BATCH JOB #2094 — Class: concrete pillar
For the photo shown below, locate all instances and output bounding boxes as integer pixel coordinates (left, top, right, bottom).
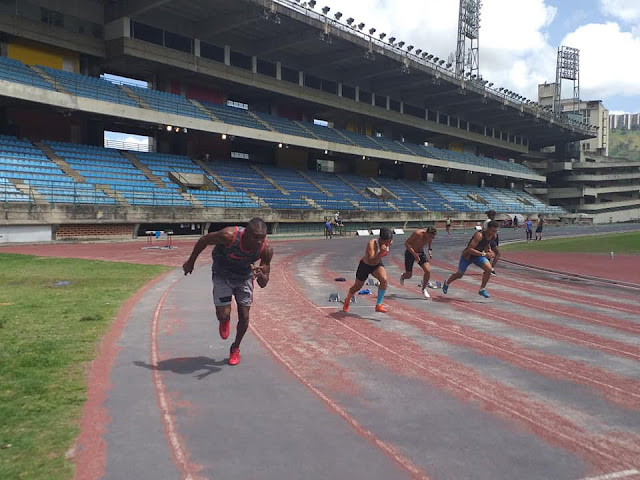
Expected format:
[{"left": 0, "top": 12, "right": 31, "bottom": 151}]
[
  {"left": 436, "top": 111, "right": 439, "bottom": 123},
  {"left": 484, "top": 126, "right": 487, "bottom": 136},
  {"left": 371, "top": 93, "right": 376, "bottom": 107},
  {"left": 425, "top": 108, "right": 428, "bottom": 120},
  {"left": 400, "top": 101, "right": 404, "bottom": 114},
  {"left": 355, "top": 86, "right": 360, "bottom": 102},
  {"left": 194, "top": 38, "right": 201, "bottom": 57},
  {"left": 298, "top": 71, "right": 304, "bottom": 87},
  {"left": 492, "top": 128, "right": 495, "bottom": 138},
  {"left": 338, "top": 83, "right": 343, "bottom": 97},
  {"left": 224, "top": 45, "right": 230, "bottom": 66},
  {"left": 252, "top": 56, "right": 257, "bottom": 73},
  {"left": 123, "top": 17, "right": 131, "bottom": 37},
  {"left": 467, "top": 122, "right": 470, "bottom": 131},
  {"left": 276, "top": 62, "right": 282, "bottom": 80},
  {"left": 386, "top": 96, "right": 390, "bottom": 110}
]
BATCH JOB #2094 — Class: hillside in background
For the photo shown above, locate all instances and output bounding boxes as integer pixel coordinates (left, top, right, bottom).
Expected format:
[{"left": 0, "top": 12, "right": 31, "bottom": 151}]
[{"left": 609, "top": 128, "right": 640, "bottom": 161}]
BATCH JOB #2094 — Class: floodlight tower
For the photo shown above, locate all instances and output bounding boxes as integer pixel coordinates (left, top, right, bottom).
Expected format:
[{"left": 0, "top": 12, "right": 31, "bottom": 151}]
[
  {"left": 455, "top": 0, "right": 481, "bottom": 78},
  {"left": 554, "top": 46, "right": 580, "bottom": 114}
]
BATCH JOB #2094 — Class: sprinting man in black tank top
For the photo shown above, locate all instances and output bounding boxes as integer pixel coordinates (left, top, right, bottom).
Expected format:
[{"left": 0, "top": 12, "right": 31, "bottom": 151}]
[
  {"left": 183, "top": 218, "right": 273, "bottom": 366},
  {"left": 442, "top": 220, "right": 499, "bottom": 299}
]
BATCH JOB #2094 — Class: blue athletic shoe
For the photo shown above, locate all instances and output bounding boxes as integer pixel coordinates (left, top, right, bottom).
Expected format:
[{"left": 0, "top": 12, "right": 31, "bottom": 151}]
[
  {"left": 479, "top": 289, "right": 490, "bottom": 298},
  {"left": 442, "top": 282, "right": 449, "bottom": 294}
]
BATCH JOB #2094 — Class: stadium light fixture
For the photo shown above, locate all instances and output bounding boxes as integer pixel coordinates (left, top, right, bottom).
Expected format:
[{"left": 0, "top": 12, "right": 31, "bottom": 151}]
[
  {"left": 321, "top": 6, "right": 330, "bottom": 14},
  {"left": 358, "top": 22, "right": 365, "bottom": 30},
  {"left": 379, "top": 32, "right": 386, "bottom": 40},
  {"left": 388, "top": 36, "right": 396, "bottom": 43},
  {"left": 174, "top": 127, "right": 180, "bottom": 133},
  {"left": 278, "top": 143, "right": 283, "bottom": 148},
  {"left": 433, "top": 57, "right": 440, "bottom": 63},
  {"left": 222, "top": 134, "right": 227, "bottom": 140},
  {"left": 488, "top": 82, "right": 493, "bottom": 87},
  {"left": 166, "top": 125, "right": 172, "bottom": 131},
  {"left": 438, "top": 59, "right": 445, "bottom": 65},
  {"left": 422, "top": 52, "right": 429, "bottom": 59},
  {"left": 397, "top": 41, "right": 405, "bottom": 48},
  {"left": 369, "top": 28, "right": 376, "bottom": 35},
  {"left": 415, "top": 49, "right": 422, "bottom": 55},
  {"left": 427, "top": 54, "right": 434, "bottom": 60},
  {"left": 446, "top": 62, "right": 452, "bottom": 68},
  {"left": 308, "top": 0, "right": 316, "bottom": 8},
  {"left": 183, "top": 128, "right": 188, "bottom": 133},
  {"left": 334, "top": 11, "right": 342, "bottom": 20},
  {"left": 407, "top": 45, "right": 414, "bottom": 52},
  {"left": 346, "top": 17, "right": 354, "bottom": 25},
  {"left": 362, "top": 155, "right": 366, "bottom": 159}
]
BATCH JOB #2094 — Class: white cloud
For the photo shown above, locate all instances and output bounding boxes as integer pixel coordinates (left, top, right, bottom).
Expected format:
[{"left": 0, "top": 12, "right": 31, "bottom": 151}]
[
  {"left": 599, "top": 0, "right": 640, "bottom": 22},
  {"left": 609, "top": 110, "right": 629, "bottom": 115},
  {"left": 561, "top": 22, "right": 640, "bottom": 102},
  {"left": 314, "top": 1, "right": 640, "bottom": 109},
  {"left": 318, "top": 0, "right": 557, "bottom": 100}
]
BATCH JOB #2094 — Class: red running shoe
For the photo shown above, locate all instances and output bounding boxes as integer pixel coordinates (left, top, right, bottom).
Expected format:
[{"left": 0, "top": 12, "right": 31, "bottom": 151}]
[
  {"left": 342, "top": 294, "right": 352, "bottom": 313},
  {"left": 219, "top": 319, "right": 230, "bottom": 340},
  {"left": 375, "top": 304, "right": 388, "bottom": 313},
  {"left": 229, "top": 346, "right": 241, "bottom": 366}
]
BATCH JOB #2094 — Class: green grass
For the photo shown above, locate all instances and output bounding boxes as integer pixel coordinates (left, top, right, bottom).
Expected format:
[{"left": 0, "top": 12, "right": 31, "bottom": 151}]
[
  {"left": 502, "top": 231, "right": 640, "bottom": 254},
  {"left": 609, "top": 128, "right": 640, "bottom": 161},
  {"left": 0, "top": 254, "right": 168, "bottom": 480}
]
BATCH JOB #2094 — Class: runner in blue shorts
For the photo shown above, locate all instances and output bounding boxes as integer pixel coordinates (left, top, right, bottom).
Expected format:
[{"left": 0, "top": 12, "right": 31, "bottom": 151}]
[{"left": 442, "top": 220, "right": 499, "bottom": 298}]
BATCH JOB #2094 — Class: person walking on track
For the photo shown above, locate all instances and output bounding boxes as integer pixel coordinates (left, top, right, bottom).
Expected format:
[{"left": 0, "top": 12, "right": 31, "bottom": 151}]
[
  {"left": 183, "top": 218, "right": 273, "bottom": 366},
  {"left": 400, "top": 226, "right": 437, "bottom": 298},
  {"left": 343, "top": 228, "right": 393, "bottom": 314},
  {"left": 525, "top": 217, "right": 533, "bottom": 242},
  {"left": 442, "top": 220, "right": 499, "bottom": 299},
  {"left": 446, "top": 217, "right": 452, "bottom": 236},
  {"left": 535, "top": 214, "right": 545, "bottom": 241}
]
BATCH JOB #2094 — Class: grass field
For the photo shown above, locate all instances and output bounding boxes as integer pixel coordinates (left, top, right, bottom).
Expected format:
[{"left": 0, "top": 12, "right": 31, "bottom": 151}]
[
  {"left": 0, "top": 254, "right": 168, "bottom": 480},
  {"left": 502, "top": 231, "right": 640, "bottom": 254}
]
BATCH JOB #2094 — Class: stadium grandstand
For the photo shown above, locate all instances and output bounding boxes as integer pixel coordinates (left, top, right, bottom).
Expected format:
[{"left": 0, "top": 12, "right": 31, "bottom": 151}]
[{"left": 0, "top": 0, "right": 604, "bottom": 242}]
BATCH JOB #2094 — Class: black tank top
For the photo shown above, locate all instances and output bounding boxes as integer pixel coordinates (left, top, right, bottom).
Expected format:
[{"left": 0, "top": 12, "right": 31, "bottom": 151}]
[
  {"left": 212, "top": 227, "right": 265, "bottom": 280},
  {"left": 467, "top": 231, "right": 489, "bottom": 258}
]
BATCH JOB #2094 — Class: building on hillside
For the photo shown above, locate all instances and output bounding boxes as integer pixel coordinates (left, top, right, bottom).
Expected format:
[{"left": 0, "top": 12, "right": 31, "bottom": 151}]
[
  {"left": 538, "top": 83, "right": 609, "bottom": 156},
  {"left": 609, "top": 113, "right": 640, "bottom": 131}
]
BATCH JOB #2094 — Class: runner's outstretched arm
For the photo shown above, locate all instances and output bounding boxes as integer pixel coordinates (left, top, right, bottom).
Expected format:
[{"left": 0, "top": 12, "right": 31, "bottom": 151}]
[{"left": 183, "top": 228, "right": 235, "bottom": 275}]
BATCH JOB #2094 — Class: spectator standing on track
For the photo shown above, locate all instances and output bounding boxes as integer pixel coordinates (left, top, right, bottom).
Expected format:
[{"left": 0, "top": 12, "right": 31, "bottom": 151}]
[
  {"left": 343, "top": 228, "right": 393, "bottom": 314},
  {"left": 442, "top": 220, "right": 499, "bottom": 299},
  {"left": 325, "top": 217, "right": 333, "bottom": 239},
  {"left": 535, "top": 214, "right": 545, "bottom": 241},
  {"left": 446, "top": 217, "right": 452, "bottom": 236},
  {"left": 400, "top": 226, "right": 437, "bottom": 298},
  {"left": 483, "top": 210, "right": 501, "bottom": 276},
  {"left": 182, "top": 218, "right": 273, "bottom": 366},
  {"left": 525, "top": 217, "right": 533, "bottom": 242}
]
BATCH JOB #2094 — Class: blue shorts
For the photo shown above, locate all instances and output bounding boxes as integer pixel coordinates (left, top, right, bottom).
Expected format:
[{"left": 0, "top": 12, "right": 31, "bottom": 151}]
[{"left": 457, "top": 255, "right": 490, "bottom": 274}]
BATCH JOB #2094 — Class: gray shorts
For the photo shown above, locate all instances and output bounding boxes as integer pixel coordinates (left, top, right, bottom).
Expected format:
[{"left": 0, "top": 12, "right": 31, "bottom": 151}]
[{"left": 212, "top": 272, "right": 254, "bottom": 307}]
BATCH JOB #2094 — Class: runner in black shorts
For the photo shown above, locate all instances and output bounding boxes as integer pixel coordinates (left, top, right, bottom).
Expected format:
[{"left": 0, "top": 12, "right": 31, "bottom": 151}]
[
  {"left": 400, "top": 226, "right": 437, "bottom": 298},
  {"left": 343, "top": 228, "right": 393, "bottom": 314}
]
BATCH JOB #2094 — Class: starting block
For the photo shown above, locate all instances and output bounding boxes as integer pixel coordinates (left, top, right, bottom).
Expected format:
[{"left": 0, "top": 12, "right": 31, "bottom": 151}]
[
  {"left": 366, "top": 278, "right": 380, "bottom": 286},
  {"left": 356, "top": 230, "right": 370, "bottom": 236},
  {"left": 329, "top": 293, "right": 356, "bottom": 304}
]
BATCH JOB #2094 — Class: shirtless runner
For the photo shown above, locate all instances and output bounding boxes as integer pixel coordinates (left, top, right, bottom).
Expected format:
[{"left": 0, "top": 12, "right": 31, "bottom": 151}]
[
  {"left": 400, "top": 226, "right": 437, "bottom": 298},
  {"left": 343, "top": 228, "right": 393, "bottom": 313}
]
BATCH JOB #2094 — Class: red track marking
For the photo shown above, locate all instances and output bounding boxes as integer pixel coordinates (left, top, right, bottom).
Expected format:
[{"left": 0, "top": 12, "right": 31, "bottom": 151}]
[
  {"left": 504, "top": 252, "right": 640, "bottom": 285},
  {"left": 151, "top": 280, "right": 205, "bottom": 480},
  {"left": 278, "top": 255, "right": 640, "bottom": 473},
  {"left": 74, "top": 271, "right": 172, "bottom": 480},
  {"left": 429, "top": 259, "right": 640, "bottom": 335},
  {"left": 250, "top": 253, "right": 429, "bottom": 479},
  {"left": 487, "top": 273, "right": 640, "bottom": 315},
  {"left": 387, "top": 257, "right": 640, "bottom": 360},
  {"left": 321, "top": 259, "right": 640, "bottom": 409}
]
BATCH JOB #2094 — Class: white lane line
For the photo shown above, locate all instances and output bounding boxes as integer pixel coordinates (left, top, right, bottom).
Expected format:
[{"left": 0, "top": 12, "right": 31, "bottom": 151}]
[{"left": 578, "top": 469, "right": 640, "bottom": 480}]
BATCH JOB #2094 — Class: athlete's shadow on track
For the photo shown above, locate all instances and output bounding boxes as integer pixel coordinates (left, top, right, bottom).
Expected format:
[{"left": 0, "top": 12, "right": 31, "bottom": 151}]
[{"left": 134, "top": 357, "right": 227, "bottom": 380}]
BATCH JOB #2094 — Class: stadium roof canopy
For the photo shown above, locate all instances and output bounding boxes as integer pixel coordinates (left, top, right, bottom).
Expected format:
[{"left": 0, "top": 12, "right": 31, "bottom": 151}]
[{"left": 105, "top": 0, "right": 596, "bottom": 150}]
